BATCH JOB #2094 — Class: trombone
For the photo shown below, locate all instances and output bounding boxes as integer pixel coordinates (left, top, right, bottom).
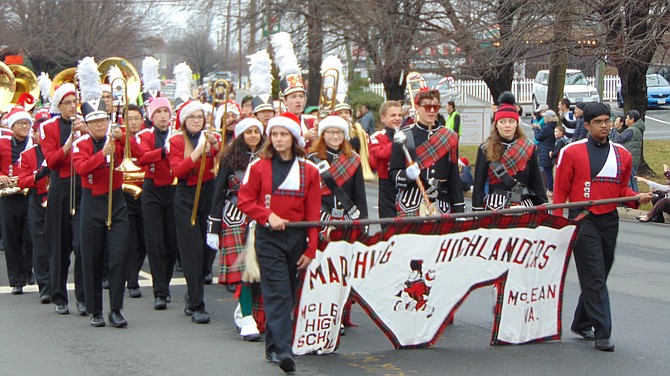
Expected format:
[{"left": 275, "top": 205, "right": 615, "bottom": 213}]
[
  {"left": 191, "top": 128, "right": 209, "bottom": 227},
  {"left": 211, "top": 79, "right": 231, "bottom": 142},
  {"left": 69, "top": 81, "right": 80, "bottom": 217}
]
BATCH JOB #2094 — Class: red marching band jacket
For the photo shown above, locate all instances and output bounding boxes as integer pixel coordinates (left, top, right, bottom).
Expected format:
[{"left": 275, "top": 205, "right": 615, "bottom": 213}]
[
  {"left": 0, "top": 136, "right": 23, "bottom": 178},
  {"left": 237, "top": 157, "right": 321, "bottom": 259},
  {"left": 369, "top": 128, "right": 394, "bottom": 179},
  {"left": 41, "top": 117, "right": 76, "bottom": 179},
  {"left": 18, "top": 145, "right": 49, "bottom": 199},
  {"left": 553, "top": 139, "right": 639, "bottom": 217},
  {"left": 168, "top": 133, "right": 220, "bottom": 186},
  {"left": 72, "top": 134, "right": 125, "bottom": 196},
  {"left": 132, "top": 128, "right": 174, "bottom": 187}
]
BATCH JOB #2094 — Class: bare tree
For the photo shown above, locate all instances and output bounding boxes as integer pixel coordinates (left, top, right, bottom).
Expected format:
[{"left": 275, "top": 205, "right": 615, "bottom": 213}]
[
  {"left": 0, "top": 0, "right": 162, "bottom": 74},
  {"left": 169, "top": 24, "right": 223, "bottom": 85}
]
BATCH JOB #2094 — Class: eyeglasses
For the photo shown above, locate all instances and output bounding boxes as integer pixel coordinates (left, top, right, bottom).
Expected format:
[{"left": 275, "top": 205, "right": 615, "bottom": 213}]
[
  {"left": 324, "top": 129, "right": 344, "bottom": 137},
  {"left": 13, "top": 121, "right": 31, "bottom": 127},
  {"left": 421, "top": 104, "right": 441, "bottom": 112},
  {"left": 60, "top": 100, "right": 76, "bottom": 107},
  {"left": 589, "top": 118, "right": 611, "bottom": 127},
  {"left": 187, "top": 115, "right": 205, "bottom": 121}
]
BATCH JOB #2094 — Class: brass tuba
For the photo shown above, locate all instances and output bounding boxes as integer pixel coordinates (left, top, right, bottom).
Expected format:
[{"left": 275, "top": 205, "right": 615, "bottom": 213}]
[
  {"left": 50, "top": 67, "right": 78, "bottom": 98},
  {"left": 318, "top": 68, "right": 339, "bottom": 118},
  {"left": 8, "top": 65, "right": 39, "bottom": 111},
  {"left": 98, "top": 57, "right": 141, "bottom": 106},
  {"left": 405, "top": 71, "right": 427, "bottom": 123}
]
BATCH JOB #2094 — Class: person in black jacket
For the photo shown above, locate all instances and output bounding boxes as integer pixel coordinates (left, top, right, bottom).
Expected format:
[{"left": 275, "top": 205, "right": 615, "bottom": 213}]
[{"left": 533, "top": 110, "right": 557, "bottom": 196}]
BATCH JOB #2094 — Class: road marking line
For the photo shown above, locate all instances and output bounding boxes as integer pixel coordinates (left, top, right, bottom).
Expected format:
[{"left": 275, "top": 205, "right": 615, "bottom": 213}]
[{"left": 645, "top": 116, "right": 670, "bottom": 125}]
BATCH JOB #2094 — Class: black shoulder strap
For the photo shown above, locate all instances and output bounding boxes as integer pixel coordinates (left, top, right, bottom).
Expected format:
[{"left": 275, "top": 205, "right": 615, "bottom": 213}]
[
  {"left": 489, "top": 160, "right": 519, "bottom": 190},
  {"left": 310, "top": 155, "right": 359, "bottom": 219}
]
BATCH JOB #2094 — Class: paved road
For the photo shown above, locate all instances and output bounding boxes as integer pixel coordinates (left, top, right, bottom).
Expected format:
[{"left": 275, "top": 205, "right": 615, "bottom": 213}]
[{"left": 1, "top": 184, "right": 668, "bottom": 376}]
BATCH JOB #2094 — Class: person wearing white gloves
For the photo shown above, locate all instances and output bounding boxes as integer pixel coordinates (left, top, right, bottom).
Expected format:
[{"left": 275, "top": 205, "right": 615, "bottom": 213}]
[
  {"left": 168, "top": 101, "right": 221, "bottom": 324},
  {"left": 389, "top": 89, "right": 464, "bottom": 217},
  {"left": 207, "top": 117, "right": 265, "bottom": 341}
]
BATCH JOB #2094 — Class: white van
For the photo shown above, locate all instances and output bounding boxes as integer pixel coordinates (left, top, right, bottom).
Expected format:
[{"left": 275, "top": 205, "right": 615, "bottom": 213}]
[{"left": 532, "top": 69, "right": 600, "bottom": 108}]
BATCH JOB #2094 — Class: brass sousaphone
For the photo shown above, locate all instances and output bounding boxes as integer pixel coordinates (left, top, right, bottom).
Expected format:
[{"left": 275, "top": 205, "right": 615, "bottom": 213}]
[{"left": 9, "top": 65, "right": 40, "bottom": 111}]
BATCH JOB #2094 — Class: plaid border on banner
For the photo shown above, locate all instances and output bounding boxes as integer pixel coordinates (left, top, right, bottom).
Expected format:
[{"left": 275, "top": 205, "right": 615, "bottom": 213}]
[{"left": 317, "top": 212, "right": 580, "bottom": 349}]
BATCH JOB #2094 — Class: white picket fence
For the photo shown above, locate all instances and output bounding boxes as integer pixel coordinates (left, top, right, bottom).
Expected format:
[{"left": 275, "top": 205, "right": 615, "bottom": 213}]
[{"left": 364, "top": 76, "right": 621, "bottom": 104}]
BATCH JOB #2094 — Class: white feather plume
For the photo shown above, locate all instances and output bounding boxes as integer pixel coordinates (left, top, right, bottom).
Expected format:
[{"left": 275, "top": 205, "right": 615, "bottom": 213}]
[
  {"left": 247, "top": 50, "right": 273, "bottom": 96},
  {"left": 77, "top": 56, "right": 102, "bottom": 102},
  {"left": 173, "top": 62, "right": 193, "bottom": 100},
  {"left": 37, "top": 72, "right": 52, "bottom": 102},
  {"left": 320, "top": 55, "right": 347, "bottom": 95},
  {"left": 142, "top": 56, "right": 161, "bottom": 93},
  {"left": 271, "top": 32, "right": 301, "bottom": 78}
]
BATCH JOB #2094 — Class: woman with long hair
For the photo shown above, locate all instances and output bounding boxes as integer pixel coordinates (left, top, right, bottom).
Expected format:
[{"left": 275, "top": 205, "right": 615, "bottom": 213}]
[
  {"left": 237, "top": 112, "right": 321, "bottom": 374},
  {"left": 472, "top": 92, "right": 547, "bottom": 211},
  {"left": 207, "top": 118, "right": 265, "bottom": 340},
  {"left": 169, "top": 101, "right": 221, "bottom": 324}
]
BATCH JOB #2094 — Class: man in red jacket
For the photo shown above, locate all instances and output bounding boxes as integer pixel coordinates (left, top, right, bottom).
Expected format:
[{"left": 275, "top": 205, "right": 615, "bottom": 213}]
[
  {"left": 554, "top": 102, "right": 651, "bottom": 352},
  {"left": 369, "top": 100, "right": 403, "bottom": 219}
]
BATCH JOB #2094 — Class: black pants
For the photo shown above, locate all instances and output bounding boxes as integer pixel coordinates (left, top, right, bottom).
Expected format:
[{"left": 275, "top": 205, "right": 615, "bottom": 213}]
[
  {"left": 255, "top": 225, "right": 306, "bottom": 356},
  {"left": 174, "top": 180, "right": 213, "bottom": 311},
  {"left": 28, "top": 191, "right": 50, "bottom": 296},
  {"left": 378, "top": 178, "right": 398, "bottom": 219},
  {"left": 46, "top": 174, "right": 85, "bottom": 306},
  {"left": 0, "top": 194, "right": 32, "bottom": 287},
  {"left": 80, "top": 188, "right": 129, "bottom": 314},
  {"left": 141, "top": 179, "right": 178, "bottom": 299},
  {"left": 124, "top": 191, "right": 146, "bottom": 289},
  {"left": 571, "top": 211, "right": 618, "bottom": 339}
]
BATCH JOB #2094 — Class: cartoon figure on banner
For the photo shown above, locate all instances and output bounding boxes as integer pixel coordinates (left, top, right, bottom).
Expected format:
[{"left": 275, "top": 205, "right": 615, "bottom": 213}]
[
  {"left": 436, "top": 76, "right": 459, "bottom": 103},
  {"left": 394, "top": 259, "right": 436, "bottom": 318}
]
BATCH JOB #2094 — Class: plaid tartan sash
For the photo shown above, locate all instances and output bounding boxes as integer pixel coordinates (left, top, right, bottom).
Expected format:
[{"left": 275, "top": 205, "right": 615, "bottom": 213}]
[
  {"left": 487, "top": 138, "right": 535, "bottom": 185},
  {"left": 415, "top": 127, "right": 459, "bottom": 169},
  {"left": 322, "top": 153, "right": 360, "bottom": 195},
  {"left": 227, "top": 171, "right": 242, "bottom": 194}
]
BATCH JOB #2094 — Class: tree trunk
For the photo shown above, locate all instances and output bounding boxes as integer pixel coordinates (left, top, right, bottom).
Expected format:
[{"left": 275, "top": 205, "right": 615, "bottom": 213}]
[
  {"left": 305, "top": 0, "right": 323, "bottom": 108},
  {"left": 546, "top": 8, "right": 571, "bottom": 112},
  {"left": 383, "top": 73, "right": 404, "bottom": 100},
  {"left": 482, "top": 63, "right": 514, "bottom": 104}
]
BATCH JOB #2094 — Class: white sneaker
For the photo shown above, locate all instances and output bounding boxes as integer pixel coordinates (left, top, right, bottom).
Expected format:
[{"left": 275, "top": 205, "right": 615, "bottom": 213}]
[
  {"left": 234, "top": 304, "right": 243, "bottom": 331},
  {"left": 240, "top": 315, "right": 261, "bottom": 341}
]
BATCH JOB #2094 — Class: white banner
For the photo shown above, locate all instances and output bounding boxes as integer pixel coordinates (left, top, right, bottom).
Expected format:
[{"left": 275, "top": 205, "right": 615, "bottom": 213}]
[{"left": 293, "top": 214, "right": 578, "bottom": 355}]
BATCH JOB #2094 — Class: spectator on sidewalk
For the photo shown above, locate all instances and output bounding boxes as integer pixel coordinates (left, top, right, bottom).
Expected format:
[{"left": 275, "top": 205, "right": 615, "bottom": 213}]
[
  {"left": 635, "top": 163, "right": 670, "bottom": 222},
  {"left": 610, "top": 110, "right": 644, "bottom": 191},
  {"left": 358, "top": 104, "right": 376, "bottom": 135},
  {"left": 533, "top": 110, "right": 558, "bottom": 196}
]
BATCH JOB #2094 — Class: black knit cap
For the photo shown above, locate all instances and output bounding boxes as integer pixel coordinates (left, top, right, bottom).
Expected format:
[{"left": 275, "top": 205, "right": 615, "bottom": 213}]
[{"left": 583, "top": 103, "right": 610, "bottom": 123}]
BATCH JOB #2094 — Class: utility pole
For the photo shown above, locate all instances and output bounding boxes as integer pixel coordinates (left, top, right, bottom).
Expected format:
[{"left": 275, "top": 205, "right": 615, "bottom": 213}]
[
  {"left": 249, "top": 0, "right": 257, "bottom": 52},
  {"left": 238, "top": 0, "right": 243, "bottom": 88},
  {"left": 225, "top": 0, "right": 232, "bottom": 69}
]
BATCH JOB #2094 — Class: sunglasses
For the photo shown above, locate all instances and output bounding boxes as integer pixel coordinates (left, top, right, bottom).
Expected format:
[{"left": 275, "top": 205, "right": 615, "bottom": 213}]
[{"left": 421, "top": 104, "right": 441, "bottom": 112}]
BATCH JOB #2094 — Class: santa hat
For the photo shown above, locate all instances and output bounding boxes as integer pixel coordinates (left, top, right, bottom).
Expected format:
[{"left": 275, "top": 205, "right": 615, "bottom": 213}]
[
  {"left": 458, "top": 157, "right": 469, "bottom": 167},
  {"left": 5, "top": 105, "right": 33, "bottom": 128},
  {"left": 266, "top": 112, "right": 304, "bottom": 147},
  {"left": 178, "top": 100, "right": 205, "bottom": 127},
  {"left": 493, "top": 91, "right": 519, "bottom": 123},
  {"left": 214, "top": 101, "right": 241, "bottom": 131},
  {"left": 33, "top": 109, "right": 51, "bottom": 132},
  {"left": 271, "top": 32, "right": 305, "bottom": 97},
  {"left": 51, "top": 83, "right": 77, "bottom": 114},
  {"left": 147, "top": 97, "right": 173, "bottom": 120},
  {"left": 318, "top": 115, "right": 349, "bottom": 140},
  {"left": 234, "top": 117, "right": 264, "bottom": 138}
]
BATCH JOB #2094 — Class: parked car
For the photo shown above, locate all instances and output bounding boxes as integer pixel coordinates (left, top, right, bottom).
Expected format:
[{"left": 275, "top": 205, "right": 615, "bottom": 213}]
[
  {"left": 616, "top": 74, "right": 670, "bottom": 108},
  {"left": 532, "top": 69, "right": 600, "bottom": 108}
]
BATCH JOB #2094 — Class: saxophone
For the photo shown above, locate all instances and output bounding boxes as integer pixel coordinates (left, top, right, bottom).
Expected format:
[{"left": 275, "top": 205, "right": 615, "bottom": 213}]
[{"left": 0, "top": 165, "right": 28, "bottom": 197}]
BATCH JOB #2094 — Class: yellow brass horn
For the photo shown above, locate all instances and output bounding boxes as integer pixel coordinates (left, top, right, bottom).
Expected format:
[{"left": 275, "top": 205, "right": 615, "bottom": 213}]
[
  {"left": 50, "top": 67, "right": 78, "bottom": 98},
  {"left": 8, "top": 65, "right": 40, "bottom": 111},
  {"left": 405, "top": 71, "right": 427, "bottom": 123},
  {"left": 318, "top": 68, "right": 339, "bottom": 118},
  {"left": 98, "top": 57, "right": 141, "bottom": 105},
  {"left": 0, "top": 62, "right": 17, "bottom": 112}
]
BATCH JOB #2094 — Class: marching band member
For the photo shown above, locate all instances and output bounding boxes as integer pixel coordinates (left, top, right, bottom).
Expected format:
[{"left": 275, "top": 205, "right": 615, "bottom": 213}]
[
  {"left": 169, "top": 100, "right": 220, "bottom": 324},
  {"left": 124, "top": 104, "right": 146, "bottom": 298},
  {"left": 207, "top": 117, "right": 265, "bottom": 340},
  {"left": 213, "top": 100, "right": 241, "bottom": 146},
  {"left": 0, "top": 101, "right": 35, "bottom": 295},
  {"left": 389, "top": 89, "right": 464, "bottom": 217},
  {"left": 369, "top": 101, "right": 403, "bottom": 219},
  {"left": 19, "top": 110, "right": 52, "bottom": 303},
  {"left": 308, "top": 115, "right": 368, "bottom": 225},
  {"left": 472, "top": 92, "right": 547, "bottom": 211},
  {"left": 133, "top": 96, "right": 178, "bottom": 310},
  {"left": 73, "top": 79, "right": 129, "bottom": 328},
  {"left": 271, "top": 32, "right": 317, "bottom": 145},
  {"left": 247, "top": 49, "right": 275, "bottom": 128},
  {"left": 41, "top": 82, "right": 87, "bottom": 315},
  {"left": 237, "top": 112, "right": 321, "bottom": 374}
]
